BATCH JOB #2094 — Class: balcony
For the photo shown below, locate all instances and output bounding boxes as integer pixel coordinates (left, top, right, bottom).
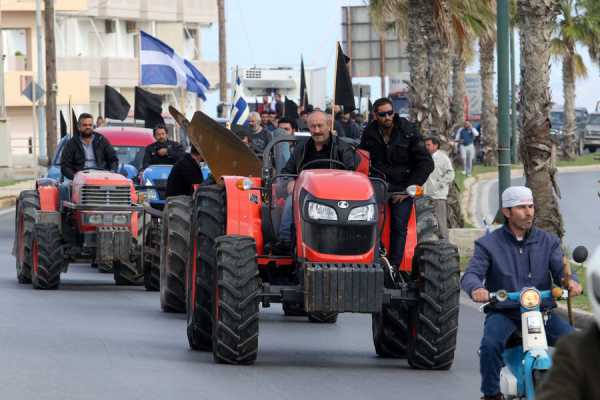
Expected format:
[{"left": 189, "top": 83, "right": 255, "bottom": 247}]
[
  {"left": 0, "top": 0, "right": 88, "bottom": 12},
  {"left": 82, "top": 0, "right": 216, "bottom": 24},
  {"left": 58, "top": 56, "right": 138, "bottom": 87},
  {"left": 4, "top": 70, "right": 90, "bottom": 107}
]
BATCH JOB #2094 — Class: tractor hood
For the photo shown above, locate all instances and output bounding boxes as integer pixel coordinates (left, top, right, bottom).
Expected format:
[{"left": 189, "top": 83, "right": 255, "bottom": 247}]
[
  {"left": 72, "top": 170, "right": 132, "bottom": 187},
  {"left": 296, "top": 170, "right": 374, "bottom": 201}
]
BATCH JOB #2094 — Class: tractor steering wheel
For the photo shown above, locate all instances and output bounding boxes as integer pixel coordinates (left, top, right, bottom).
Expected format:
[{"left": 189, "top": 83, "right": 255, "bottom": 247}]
[{"left": 299, "top": 159, "right": 348, "bottom": 172}]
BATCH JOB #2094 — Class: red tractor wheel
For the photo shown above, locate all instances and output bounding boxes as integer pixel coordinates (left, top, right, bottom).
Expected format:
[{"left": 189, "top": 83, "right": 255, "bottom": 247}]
[
  {"left": 14, "top": 190, "right": 39, "bottom": 284},
  {"left": 212, "top": 235, "right": 260, "bottom": 365},
  {"left": 186, "top": 185, "right": 225, "bottom": 351},
  {"left": 160, "top": 196, "right": 192, "bottom": 313},
  {"left": 31, "top": 223, "right": 63, "bottom": 290}
]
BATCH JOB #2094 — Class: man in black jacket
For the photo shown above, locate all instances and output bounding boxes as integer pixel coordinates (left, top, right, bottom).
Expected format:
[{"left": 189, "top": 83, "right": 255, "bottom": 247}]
[
  {"left": 165, "top": 145, "right": 209, "bottom": 197},
  {"left": 274, "top": 110, "right": 357, "bottom": 253},
  {"left": 360, "top": 98, "right": 434, "bottom": 268},
  {"left": 60, "top": 113, "right": 119, "bottom": 180},
  {"left": 142, "top": 124, "right": 184, "bottom": 169}
]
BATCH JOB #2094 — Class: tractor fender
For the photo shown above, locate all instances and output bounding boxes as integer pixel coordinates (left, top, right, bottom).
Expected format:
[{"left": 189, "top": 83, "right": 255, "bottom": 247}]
[
  {"left": 222, "top": 176, "right": 264, "bottom": 254},
  {"left": 36, "top": 179, "right": 59, "bottom": 212}
]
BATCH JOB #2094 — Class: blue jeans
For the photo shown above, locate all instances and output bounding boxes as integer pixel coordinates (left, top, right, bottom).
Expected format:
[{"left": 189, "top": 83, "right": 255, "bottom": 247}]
[
  {"left": 278, "top": 195, "right": 293, "bottom": 242},
  {"left": 479, "top": 311, "right": 574, "bottom": 396},
  {"left": 389, "top": 197, "right": 414, "bottom": 266}
]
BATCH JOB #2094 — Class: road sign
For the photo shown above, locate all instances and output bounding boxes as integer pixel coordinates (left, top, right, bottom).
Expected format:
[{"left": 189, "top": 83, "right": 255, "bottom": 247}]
[{"left": 21, "top": 80, "right": 45, "bottom": 103}]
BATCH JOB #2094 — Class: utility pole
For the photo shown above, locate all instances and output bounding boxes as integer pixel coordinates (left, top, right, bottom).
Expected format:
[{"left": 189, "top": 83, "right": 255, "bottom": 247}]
[
  {"left": 496, "top": 0, "right": 511, "bottom": 213},
  {"left": 217, "top": 0, "right": 227, "bottom": 118},
  {"left": 510, "top": 27, "right": 518, "bottom": 163},
  {"left": 44, "top": 0, "right": 58, "bottom": 164},
  {"left": 35, "top": 0, "right": 47, "bottom": 164}
]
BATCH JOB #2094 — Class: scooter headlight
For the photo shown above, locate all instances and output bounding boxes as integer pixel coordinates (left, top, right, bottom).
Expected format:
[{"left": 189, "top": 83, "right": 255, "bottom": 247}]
[
  {"left": 307, "top": 202, "right": 337, "bottom": 221},
  {"left": 520, "top": 288, "right": 541, "bottom": 309},
  {"left": 348, "top": 204, "right": 376, "bottom": 221}
]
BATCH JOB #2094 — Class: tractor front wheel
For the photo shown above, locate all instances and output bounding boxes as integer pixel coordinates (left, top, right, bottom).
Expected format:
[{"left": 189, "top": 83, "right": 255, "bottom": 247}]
[
  {"left": 143, "top": 220, "right": 161, "bottom": 291},
  {"left": 307, "top": 312, "right": 338, "bottom": 323},
  {"left": 212, "top": 235, "right": 260, "bottom": 365},
  {"left": 15, "top": 190, "right": 39, "bottom": 284},
  {"left": 372, "top": 304, "right": 409, "bottom": 358},
  {"left": 114, "top": 259, "right": 142, "bottom": 286},
  {"left": 407, "top": 240, "right": 460, "bottom": 370},
  {"left": 160, "top": 196, "right": 192, "bottom": 313},
  {"left": 31, "top": 224, "right": 63, "bottom": 290}
]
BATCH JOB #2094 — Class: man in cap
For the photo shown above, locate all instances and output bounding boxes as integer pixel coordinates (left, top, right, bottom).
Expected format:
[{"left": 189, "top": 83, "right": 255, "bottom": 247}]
[{"left": 461, "top": 186, "right": 582, "bottom": 400}]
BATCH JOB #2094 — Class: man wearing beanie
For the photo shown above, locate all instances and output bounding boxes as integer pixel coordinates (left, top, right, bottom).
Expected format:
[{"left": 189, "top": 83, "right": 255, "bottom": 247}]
[{"left": 461, "top": 186, "right": 583, "bottom": 400}]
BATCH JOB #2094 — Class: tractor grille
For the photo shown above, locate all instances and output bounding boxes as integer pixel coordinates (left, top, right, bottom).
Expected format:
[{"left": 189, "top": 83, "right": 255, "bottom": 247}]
[{"left": 80, "top": 185, "right": 132, "bottom": 206}]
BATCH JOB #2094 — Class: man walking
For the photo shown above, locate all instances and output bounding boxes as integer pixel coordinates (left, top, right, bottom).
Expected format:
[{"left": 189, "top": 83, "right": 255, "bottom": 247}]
[
  {"left": 455, "top": 121, "right": 479, "bottom": 176},
  {"left": 423, "top": 136, "right": 454, "bottom": 239}
]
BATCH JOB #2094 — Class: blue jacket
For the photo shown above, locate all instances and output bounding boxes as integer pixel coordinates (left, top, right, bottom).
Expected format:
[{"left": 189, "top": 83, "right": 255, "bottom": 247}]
[{"left": 461, "top": 225, "right": 576, "bottom": 312}]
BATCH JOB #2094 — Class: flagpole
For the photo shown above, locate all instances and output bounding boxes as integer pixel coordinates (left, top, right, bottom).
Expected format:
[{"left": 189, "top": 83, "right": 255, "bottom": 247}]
[
  {"left": 331, "top": 42, "right": 339, "bottom": 134},
  {"left": 68, "top": 96, "right": 72, "bottom": 137},
  {"left": 179, "top": 87, "right": 185, "bottom": 141}
]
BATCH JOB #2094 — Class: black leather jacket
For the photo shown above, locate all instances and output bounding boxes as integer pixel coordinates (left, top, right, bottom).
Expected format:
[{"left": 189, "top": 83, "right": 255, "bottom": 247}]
[
  {"left": 60, "top": 133, "right": 118, "bottom": 180},
  {"left": 281, "top": 134, "right": 357, "bottom": 175},
  {"left": 359, "top": 115, "right": 433, "bottom": 192},
  {"left": 142, "top": 140, "right": 185, "bottom": 169}
]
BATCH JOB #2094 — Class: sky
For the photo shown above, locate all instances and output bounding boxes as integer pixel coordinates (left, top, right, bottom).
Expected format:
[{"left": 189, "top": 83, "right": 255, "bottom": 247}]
[{"left": 199, "top": 0, "right": 600, "bottom": 118}]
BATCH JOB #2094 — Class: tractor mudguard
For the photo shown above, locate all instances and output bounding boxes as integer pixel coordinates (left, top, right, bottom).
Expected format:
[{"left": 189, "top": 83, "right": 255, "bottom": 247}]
[
  {"left": 222, "top": 176, "right": 264, "bottom": 255},
  {"left": 36, "top": 180, "right": 59, "bottom": 212},
  {"left": 379, "top": 202, "right": 418, "bottom": 271}
]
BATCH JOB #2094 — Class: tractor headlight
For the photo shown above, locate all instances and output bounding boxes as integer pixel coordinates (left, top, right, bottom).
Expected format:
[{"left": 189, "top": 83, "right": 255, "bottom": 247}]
[
  {"left": 348, "top": 204, "right": 376, "bottom": 221},
  {"left": 84, "top": 214, "right": 103, "bottom": 225},
  {"left": 146, "top": 189, "right": 159, "bottom": 201},
  {"left": 113, "top": 214, "right": 129, "bottom": 225},
  {"left": 307, "top": 202, "right": 337, "bottom": 221},
  {"left": 520, "top": 288, "right": 541, "bottom": 309}
]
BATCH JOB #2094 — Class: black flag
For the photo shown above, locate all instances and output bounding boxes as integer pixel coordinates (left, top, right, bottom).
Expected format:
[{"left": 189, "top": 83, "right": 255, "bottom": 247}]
[
  {"left": 334, "top": 42, "right": 355, "bottom": 112},
  {"left": 59, "top": 110, "right": 67, "bottom": 138},
  {"left": 300, "top": 55, "right": 308, "bottom": 108},
  {"left": 134, "top": 87, "right": 164, "bottom": 128},
  {"left": 104, "top": 85, "right": 130, "bottom": 121},
  {"left": 72, "top": 109, "right": 80, "bottom": 136},
  {"left": 284, "top": 97, "right": 299, "bottom": 121}
]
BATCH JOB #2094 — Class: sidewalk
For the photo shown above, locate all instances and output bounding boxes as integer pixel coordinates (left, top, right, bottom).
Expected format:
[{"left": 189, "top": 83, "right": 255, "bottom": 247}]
[{"left": 0, "top": 180, "right": 36, "bottom": 209}]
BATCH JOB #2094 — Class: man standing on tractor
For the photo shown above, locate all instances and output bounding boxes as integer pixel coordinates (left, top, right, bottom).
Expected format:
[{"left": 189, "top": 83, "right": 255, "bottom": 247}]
[
  {"left": 273, "top": 110, "right": 358, "bottom": 254},
  {"left": 60, "top": 113, "right": 119, "bottom": 180},
  {"left": 461, "top": 186, "right": 583, "bottom": 400},
  {"left": 165, "top": 145, "right": 211, "bottom": 197},
  {"left": 142, "top": 124, "right": 185, "bottom": 169},
  {"left": 359, "top": 97, "right": 434, "bottom": 269}
]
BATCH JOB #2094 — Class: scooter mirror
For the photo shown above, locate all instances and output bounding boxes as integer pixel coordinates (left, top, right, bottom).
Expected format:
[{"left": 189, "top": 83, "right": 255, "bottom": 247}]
[{"left": 573, "top": 246, "right": 588, "bottom": 264}]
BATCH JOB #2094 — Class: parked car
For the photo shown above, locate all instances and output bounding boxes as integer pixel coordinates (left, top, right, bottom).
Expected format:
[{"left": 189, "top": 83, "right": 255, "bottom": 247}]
[
  {"left": 583, "top": 112, "right": 600, "bottom": 153},
  {"left": 549, "top": 108, "right": 589, "bottom": 155}
]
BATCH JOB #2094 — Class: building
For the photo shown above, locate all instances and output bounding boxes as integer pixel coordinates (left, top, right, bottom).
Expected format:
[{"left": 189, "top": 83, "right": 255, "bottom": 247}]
[{"left": 1, "top": 0, "right": 218, "bottom": 169}]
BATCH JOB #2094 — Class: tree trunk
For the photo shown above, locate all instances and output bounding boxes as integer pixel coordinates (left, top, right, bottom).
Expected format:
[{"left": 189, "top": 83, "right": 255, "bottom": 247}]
[
  {"left": 450, "top": 40, "right": 466, "bottom": 132},
  {"left": 517, "top": 0, "right": 563, "bottom": 238},
  {"left": 44, "top": 0, "right": 58, "bottom": 165},
  {"left": 561, "top": 47, "right": 577, "bottom": 160},
  {"left": 480, "top": 35, "right": 497, "bottom": 166},
  {"left": 407, "top": 0, "right": 429, "bottom": 129}
]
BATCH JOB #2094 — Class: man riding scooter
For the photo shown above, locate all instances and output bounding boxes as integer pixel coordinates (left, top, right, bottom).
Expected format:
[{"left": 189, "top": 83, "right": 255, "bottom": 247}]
[{"left": 461, "top": 186, "right": 582, "bottom": 400}]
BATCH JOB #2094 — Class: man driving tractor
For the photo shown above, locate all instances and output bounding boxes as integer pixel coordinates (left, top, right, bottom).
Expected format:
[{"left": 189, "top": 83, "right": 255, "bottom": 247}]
[
  {"left": 461, "top": 186, "right": 583, "bottom": 400},
  {"left": 273, "top": 110, "right": 357, "bottom": 254},
  {"left": 142, "top": 124, "right": 185, "bottom": 169},
  {"left": 60, "top": 113, "right": 119, "bottom": 180}
]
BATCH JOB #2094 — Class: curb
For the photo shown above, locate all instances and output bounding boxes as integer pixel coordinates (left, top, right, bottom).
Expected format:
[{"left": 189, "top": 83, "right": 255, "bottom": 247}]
[{"left": 0, "top": 196, "right": 16, "bottom": 210}]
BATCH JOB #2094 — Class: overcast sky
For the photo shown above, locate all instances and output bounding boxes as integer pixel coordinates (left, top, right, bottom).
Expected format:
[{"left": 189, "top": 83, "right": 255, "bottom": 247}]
[{"left": 200, "top": 0, "right": 600, "bottom": 117}]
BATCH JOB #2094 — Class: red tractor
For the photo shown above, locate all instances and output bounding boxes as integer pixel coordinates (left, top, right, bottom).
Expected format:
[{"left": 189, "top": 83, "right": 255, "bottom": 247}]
[
  {"left": 183, "top": 112, "right": 460, "bottom": 368},
  {"left": 14, "top": 170, "right": 144, "bottom": 289}
]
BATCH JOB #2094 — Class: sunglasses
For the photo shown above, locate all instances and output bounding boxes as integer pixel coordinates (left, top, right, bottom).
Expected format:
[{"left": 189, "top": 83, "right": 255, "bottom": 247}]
[{"left": 376, "top": 111, "right": 394, "bottom": 118}]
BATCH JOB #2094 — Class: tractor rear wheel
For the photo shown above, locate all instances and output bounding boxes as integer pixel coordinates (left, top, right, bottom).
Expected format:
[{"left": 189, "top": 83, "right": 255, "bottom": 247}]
[
  {"left": 307, "top": 312, "right": 338, "bottom": 323},
  {"left": 97, "top": 263, "right": 113, "bottom": 273},
  {"left": 407, "top": 240, "right": 460, "bottom": 370},
  {"left": 31, "top": 223, "right": 63, "bottom": 290},
  {"left": 15, "top": 190, "right": 39, "bottom": 284},
  {"left": 212, "top": 235, "right": 260, "bottom": 365},
  {"left": 186, "top": 185, "right": 225, "bottom": 351},
  {"left": 160, "top": 196, "right": 192, "bottom": 313},
  {"left": 143, "top": 220, "right": 161, "bottom": 291},
  {"left": 114, "top": 259, "right": 142, "bottom": 286}
]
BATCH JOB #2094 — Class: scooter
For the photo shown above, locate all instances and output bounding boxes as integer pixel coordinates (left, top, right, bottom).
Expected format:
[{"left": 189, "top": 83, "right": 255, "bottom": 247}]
[{"left": 481, "top": 287, "right": 568, "bottom": 400}]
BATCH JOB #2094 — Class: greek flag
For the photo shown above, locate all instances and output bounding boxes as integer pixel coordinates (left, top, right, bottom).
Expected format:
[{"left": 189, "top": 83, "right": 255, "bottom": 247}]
[
  {"left": 230, "top": 73, "right": 249, "bottom": 126},
  {"left": 140, "top": 31, "right": 210, "bottom": 101}
]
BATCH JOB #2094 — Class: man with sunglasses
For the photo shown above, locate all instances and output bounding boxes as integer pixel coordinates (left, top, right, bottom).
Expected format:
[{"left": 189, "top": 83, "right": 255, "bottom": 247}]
[{"left": 359, "top": 97, "right": 434, "bottom": 269}]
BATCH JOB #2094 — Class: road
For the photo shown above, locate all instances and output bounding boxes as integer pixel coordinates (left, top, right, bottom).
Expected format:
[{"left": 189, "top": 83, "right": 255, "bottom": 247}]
[
  {"left": 0, "top": 210, "right": 485, "bottom": 400},
  {"left": 483, "top": 169, "right": 600, "bottom": 252}
]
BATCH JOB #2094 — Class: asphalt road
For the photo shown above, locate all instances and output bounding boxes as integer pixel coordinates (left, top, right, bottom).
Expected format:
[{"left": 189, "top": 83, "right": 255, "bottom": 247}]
[
  {"left": 486, "top": 170, "right": 600, "bottom": 252},
  {"left": 1, "top": 210, "right": 485, "bottom": 400}
]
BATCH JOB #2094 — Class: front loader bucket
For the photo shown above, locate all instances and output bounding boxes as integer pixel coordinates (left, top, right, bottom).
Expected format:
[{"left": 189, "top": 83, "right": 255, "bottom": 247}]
[{"left": 187, "top": 110, "right": 261, "bottom": 180}]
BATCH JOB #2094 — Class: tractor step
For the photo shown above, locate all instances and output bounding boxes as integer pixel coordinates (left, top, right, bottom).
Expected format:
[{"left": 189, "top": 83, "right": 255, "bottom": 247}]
[{"left": 304, "top": 263, "right": 384, "bottom": 313}]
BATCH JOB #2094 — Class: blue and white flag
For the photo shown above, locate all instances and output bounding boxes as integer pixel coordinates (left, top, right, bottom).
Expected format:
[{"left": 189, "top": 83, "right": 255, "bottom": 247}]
[
  {"left": 230, "top": 72, "right": 249, "bottom": 126},
  {"left": 140, "top": 31, "right": 210, "bottom": 101}
]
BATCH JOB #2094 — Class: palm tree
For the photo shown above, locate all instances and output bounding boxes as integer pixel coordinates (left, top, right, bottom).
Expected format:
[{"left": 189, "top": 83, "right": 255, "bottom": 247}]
[
  {"left": 479, "top": 24, "right": 498, "bottom": 166},
  {"left": 517, "top": 0, "right": 563, "bottom": 237},
  {"left": 551, "top": 0, "right": 600, "bottom": 159}
]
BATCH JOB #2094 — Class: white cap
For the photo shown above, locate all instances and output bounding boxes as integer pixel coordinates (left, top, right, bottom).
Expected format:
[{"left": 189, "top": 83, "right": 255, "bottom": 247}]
[{"left": 501, "top": 186, "right": 533, "bottom": 208}]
